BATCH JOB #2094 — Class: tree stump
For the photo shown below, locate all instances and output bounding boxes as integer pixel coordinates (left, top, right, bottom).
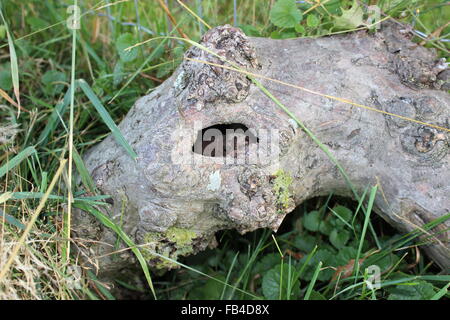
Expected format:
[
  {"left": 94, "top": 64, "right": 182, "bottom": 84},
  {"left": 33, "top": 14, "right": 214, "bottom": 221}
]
[{"left": 73, "top": 22, "right": 450, "bottom": 279}]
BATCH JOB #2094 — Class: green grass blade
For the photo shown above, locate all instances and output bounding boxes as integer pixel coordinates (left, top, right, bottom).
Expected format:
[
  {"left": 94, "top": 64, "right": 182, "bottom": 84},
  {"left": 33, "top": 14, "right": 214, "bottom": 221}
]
[
  {"left": 220, "top": 251, "right": 239, "bottom": 300},
  {"left": 0, "top": 146, "right": 36, "bottom": 178},
  {"left": 353, "top": 185, "right": 378, "bottom": 280},
  {"left": 279, "top": 259, "right": 284, "bottom": 300},
  {"left": 329, "top": 206, "right": 354, "bottom": 230},
  {"left": 83, "top": 288, "right": 100, "bottom": 300},
  {"left": 297, "top": 245, "right": 318, "bottom": 279},
  {"left": 87, "top": 270, "right": 116, "bottom": 300},
  {"left": 370, "top": 276, "right": 450, "bottom": 294},
  {"left": 142, "top": 245, "right": 261, "bottom": 299},
  {"left": 351, "top": 186, "right": 368, "bottom": 227},
  {"left": 0, "top": 192, "right": 12, "bottom": 204},
  {"left": 228, "top": 229, "right": 270, "bottom": 298},
  {"left": 304, "top": 261, "right": 322, "bottom": 300},
  {"left": 72, "top": 148, "right": 96, "bottom": 193},
  {"left": 40, "top": 171, "right": 48, "bottom": 192},
  {"left": 77, "top": 79, "right": 137, "bottom": 160},
  {"left": 286, "top": 256, "right": 292, "bottom": 300},
  {"left": 370, "top": 213, "right": 450, "bottom": 266},
  {"left": 37, "top": 87, "right": 72, "bottom": 145},
  {"left": 74, "top": 202, "right": 156, "bottom": 299},
  {"left": 0, "top": 210, "right": 25, "bottom": 230}
]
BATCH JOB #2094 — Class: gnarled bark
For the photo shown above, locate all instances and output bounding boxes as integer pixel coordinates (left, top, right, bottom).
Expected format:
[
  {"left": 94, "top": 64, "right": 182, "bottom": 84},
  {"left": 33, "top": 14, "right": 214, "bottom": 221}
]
[{"left": 73, "top": 22, "right": 450, "bottom": 278}]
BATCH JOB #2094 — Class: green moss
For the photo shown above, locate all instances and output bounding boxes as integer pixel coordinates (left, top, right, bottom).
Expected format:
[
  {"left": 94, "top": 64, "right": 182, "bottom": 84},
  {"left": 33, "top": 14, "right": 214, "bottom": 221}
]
[
  {"left": 166, "top": 227, "right": 197, "bottom": 246},
  {"left": 143, "top": 231, "right": 160, "bottom": 243},
  {"left": 142, "top": 227, "right": 197, "bottom": 270},
  {"left": 272, "top": 169, "right": 294, "bottom": 213}
]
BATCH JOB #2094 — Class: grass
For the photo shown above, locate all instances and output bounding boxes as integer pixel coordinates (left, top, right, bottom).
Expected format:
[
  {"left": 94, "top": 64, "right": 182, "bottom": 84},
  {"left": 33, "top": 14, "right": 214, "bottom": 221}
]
[
  {"left": 0, "top": 0, "right": 449, "bottom": 300},
  {"left": 153, "top": 198, "right": 450, "bottom": 300}
]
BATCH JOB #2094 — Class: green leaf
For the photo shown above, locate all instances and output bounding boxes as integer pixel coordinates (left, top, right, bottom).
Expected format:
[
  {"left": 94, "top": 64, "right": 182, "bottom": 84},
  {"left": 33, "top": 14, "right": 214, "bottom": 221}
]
[
  {"left": 294, "top": 233, "right": 317, "bottom": 252},
  {"left": 308, "top": 290, "right": 326, "bottom": 300},
  {"left": 262, "top": 264, "right": 300, "bottom": 300},
  {"left": 239, "top": 24, "right": 261, "bottom": 37},
  {"left": 270, "top": 30, "right": 283, "bottom": 39},
  {"left": 334, "top": 0, "right": 365, "bottom": 30},
  {"left": 42, "top": 70, "right": 67, "bottom": 97},
  {"left": 270, "top": 0, "right": 303, "bottom": 28},
  {"left": 188, "top": 275, "right": 226, "bottom": 299},
  {"left": 299, "top": 249, "right": 335, "bottom": 281},
  {"left": 203, "top": 277, "right": 225, "bottom": 299},
  {"left": 262, "top": 268, "right": 280, "bottom": 299},
  {"left": 329, "top": 229, "right": 350, "bottom": 249},
  {"left": 113, "top": 61, "right": 124, "bottom": 87},
  {"left": 324, "top": 0, "right": 342, "bottom": 15},
  {"left": 253, "top": 253, "right": 282, "bottom": 275},
  {"left": 26, "top": 17, "right": 48, "bottom": 30},
  {"left": 279, "top": 31, "right": 297, "bottom": 39},
  {"left": 319, "top": 219, "right": 333, "bottom": 235},
  {"left": 306, "top": 14, "right": 320, "bottom": 28},
  {"left": 335, "top": 246, "right": 357, "bottom": 265},
  {"left": 362, "top": 251, "right": 398, "bottom": 272},
  {"left": 116, "top": 33, "right": 138, "bottom": 62},
  {"left": 330, "top": 205, "right": 353, "bottom": 230},
  {"left": 294, "top": 23, "right": 305, "bottom": 34},
  {"left": 333, "top": 205, "right": 353, "bottom": 222},
  {"left": 387, "top": 281, "right": 436, "bottom": 300},
  {"left": 303, "top": 210, "right": 321, "bottom": 232}
]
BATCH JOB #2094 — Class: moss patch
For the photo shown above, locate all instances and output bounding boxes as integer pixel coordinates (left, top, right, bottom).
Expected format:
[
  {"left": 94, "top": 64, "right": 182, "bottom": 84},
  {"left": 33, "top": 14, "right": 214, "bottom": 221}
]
[
  {"left": 142, "top": 227, "right": 197, "bottom": 270},
  {"left": 272, "top": 169, "right": 294, "bottom": 213}
]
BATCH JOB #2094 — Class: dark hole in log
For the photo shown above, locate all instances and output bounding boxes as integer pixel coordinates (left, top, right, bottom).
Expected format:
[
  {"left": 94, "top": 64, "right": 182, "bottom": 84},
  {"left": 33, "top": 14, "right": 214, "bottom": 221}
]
[{"left": 192, "top": 123, "right": 259, "bottom": 157}]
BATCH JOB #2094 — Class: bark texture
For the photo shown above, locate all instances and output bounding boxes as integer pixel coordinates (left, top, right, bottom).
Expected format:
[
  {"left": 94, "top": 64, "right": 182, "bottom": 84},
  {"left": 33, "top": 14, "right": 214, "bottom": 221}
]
[{"left": 73, "top": 22, "right": 450, "bottom": 278}]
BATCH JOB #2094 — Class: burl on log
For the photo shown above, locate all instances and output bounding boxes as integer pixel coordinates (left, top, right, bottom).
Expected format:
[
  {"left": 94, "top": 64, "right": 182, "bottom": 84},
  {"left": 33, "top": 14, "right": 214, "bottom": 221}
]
[{"left": 73, "top": 22, "right": 450, "bottom": 278}]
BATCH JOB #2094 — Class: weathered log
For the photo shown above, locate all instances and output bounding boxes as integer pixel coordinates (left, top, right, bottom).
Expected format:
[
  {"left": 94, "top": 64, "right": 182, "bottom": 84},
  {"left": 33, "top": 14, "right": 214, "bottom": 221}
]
[{"left": 73, "top": 22, "right": 450, "bottom": 278}]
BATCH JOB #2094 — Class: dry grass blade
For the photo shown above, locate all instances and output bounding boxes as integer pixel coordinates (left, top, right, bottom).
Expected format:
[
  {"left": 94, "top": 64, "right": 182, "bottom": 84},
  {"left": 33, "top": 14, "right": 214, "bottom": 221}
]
[
  {"left": 65, "top": 0, "right": 79, "bottom": 265},
  {"left": 176, "top": 0, "right": 211, "bottom": 30},
  {"left": 0, "top": 10, "right": 21, "bottom": 116},
  {"left": 0, "top": 89, "right": 28, "bottom": 113},
  {"left": 0, "top": 158, "right": 67, "bottom": 281},
  {"left": 157, "top": 0, "right": 189, "bottom": 39}
]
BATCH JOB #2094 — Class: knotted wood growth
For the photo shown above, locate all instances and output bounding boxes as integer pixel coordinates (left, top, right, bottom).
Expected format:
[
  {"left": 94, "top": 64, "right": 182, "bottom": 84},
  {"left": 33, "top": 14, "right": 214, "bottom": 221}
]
[{"left": 73, "top": 23, "right": 450, "bottom": 279}]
